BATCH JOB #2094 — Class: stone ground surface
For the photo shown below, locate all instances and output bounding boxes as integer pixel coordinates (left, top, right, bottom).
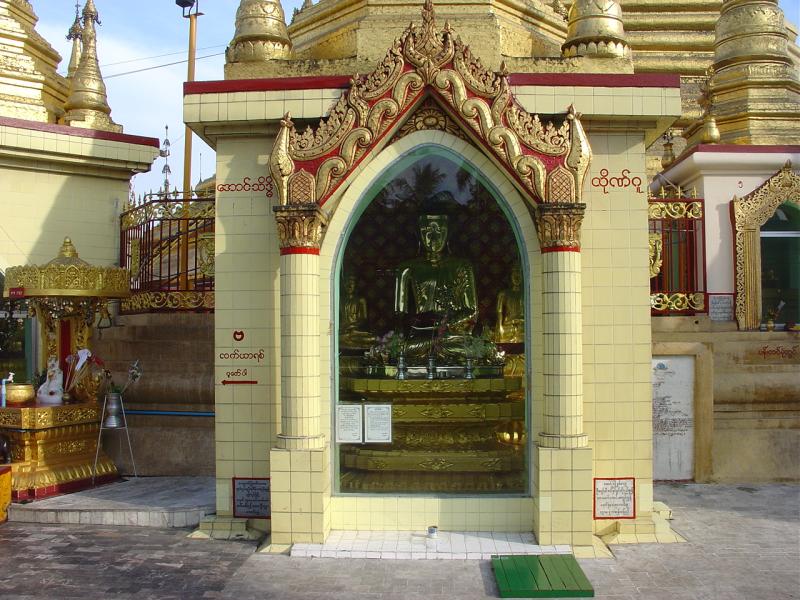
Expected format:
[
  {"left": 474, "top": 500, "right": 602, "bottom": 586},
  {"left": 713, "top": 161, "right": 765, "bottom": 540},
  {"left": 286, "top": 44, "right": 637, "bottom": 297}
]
[{"left": 0, "top": 483, "right": 798, "bottom": 599}]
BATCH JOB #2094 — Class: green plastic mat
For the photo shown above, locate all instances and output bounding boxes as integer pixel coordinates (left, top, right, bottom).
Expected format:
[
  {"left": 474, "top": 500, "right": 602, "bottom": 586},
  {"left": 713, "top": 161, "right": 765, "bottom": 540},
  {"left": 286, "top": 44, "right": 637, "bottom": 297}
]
[{"left": 492, "top": 554, "right": 594, "bottom": 598}]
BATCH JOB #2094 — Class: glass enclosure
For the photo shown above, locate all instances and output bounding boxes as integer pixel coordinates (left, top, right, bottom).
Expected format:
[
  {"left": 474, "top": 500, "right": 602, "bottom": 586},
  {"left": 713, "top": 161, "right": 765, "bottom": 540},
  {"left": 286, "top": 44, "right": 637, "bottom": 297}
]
[{"left": 335, "top": 147, "right": 529, "bottom": 495}]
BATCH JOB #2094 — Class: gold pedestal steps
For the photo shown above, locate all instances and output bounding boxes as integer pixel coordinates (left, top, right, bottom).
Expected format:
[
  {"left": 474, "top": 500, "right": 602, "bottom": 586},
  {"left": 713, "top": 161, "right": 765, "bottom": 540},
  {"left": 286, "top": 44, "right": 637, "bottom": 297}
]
[
  {"left": 338, "top": 375, "right": 527, "bottom": 494},
  {"left": 0, "top": 402, "right": 118, "bottom": 501}
]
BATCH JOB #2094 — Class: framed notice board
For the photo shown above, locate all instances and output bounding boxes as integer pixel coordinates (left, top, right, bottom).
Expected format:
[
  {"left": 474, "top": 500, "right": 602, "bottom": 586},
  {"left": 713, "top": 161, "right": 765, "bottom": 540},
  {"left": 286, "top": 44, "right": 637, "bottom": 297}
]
[
  {"left": 232, "top": 477, "right": 271, "bottom": 519},
  {"left": 593, "top": 477, "right": 636, "bottom": 519}
]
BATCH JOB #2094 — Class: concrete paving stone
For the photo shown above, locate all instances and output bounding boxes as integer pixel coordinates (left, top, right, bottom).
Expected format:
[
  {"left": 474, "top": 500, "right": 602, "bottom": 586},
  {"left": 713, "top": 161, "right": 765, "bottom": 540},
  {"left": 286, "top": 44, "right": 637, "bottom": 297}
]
[{"left": 1, "top": 483, "right": 799, "bottom": 598}]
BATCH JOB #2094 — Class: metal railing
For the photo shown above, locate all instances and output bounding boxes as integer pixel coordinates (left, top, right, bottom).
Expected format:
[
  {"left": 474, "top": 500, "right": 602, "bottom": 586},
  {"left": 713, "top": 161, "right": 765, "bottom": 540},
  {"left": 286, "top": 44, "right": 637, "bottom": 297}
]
[
  {"left": 648, "top": 190, "right": 707, "bottom": 316},
  {"left": 119, "top": 189, "right": 215, "bottom": 313}
]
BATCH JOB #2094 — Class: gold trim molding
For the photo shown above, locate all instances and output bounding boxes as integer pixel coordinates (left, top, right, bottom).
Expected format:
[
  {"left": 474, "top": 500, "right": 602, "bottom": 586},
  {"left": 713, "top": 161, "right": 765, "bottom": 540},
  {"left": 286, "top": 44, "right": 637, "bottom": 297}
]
[
  {"left": 273, "top": 203, "right": 328, "bottom": 251},
  {"left": 732, "top": 161, "right": 800, "bottom": 330},
  {"left": 649, "top": 232, "right": 663, "bottom": 278},
  {"left": 648, "top": 201, "right": 703, "bottom": 220}
]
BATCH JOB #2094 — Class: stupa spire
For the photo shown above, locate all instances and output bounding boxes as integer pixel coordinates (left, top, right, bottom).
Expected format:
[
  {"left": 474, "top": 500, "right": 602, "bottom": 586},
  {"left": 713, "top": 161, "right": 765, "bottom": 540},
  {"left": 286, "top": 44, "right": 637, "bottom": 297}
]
[
  {"left": 704, "top": 0, "right": 800, "bottom": 144},
  {"left": 226, "top": 0, "right": 292, "bottom": 64},
  {"left": 66, "top": 1, "right": 83, "bottom": 80},
  {"left": 562, "top": 0, "right": 630, "bottom": 59},
  {"left": 62, "top": 0, "right": 122, "bottom": 132}
]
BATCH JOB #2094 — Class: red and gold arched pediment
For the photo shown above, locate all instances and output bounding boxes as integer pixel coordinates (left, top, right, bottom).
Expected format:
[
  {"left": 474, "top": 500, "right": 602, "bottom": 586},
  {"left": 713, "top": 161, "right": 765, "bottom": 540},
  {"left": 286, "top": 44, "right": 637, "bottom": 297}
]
[{"left": 270, "top": 0, "right": 591, "bottom": 217}]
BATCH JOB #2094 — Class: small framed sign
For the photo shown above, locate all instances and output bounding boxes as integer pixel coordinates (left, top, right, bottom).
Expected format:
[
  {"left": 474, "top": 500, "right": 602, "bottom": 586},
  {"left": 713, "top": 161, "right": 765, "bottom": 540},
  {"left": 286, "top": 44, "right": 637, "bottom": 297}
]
[
  {"left": 364, "top": 404, "right": 392, "bottom": 443},
  {"left": 8, "top": 287, "right": 24, "bottom": 299},
  {"left": 593, "top": 477, "right": 636, "bottom": 519},
  {"left": 232, "top": 477, "right": 270, "bottom": 519},
  {"left": 336, "top": 404, "right": 363, "bottom": 443}
]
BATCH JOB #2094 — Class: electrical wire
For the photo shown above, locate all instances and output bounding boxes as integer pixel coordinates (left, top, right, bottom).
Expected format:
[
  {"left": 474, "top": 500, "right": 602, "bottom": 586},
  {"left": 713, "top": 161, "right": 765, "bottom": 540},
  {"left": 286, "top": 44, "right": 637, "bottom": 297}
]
[
  {"left": 101, "top": 44, "right": 226, "bottom": 67},
  {"left": 105, "top": 52, "right": 224, "bottom": 79}
]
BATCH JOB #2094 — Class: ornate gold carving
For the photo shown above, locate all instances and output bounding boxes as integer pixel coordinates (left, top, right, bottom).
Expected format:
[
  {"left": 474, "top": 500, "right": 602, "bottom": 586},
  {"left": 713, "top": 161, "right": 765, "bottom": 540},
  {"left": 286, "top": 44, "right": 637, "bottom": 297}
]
[
  {"left": 535, "top": 203, "right": 586, "bottom": 250},
  {"left": 62, "top": 0, "right": 122, "bottom": 133},
  {"left": 197, "top": 233, "right": 215, "bottom": 277},
  {"left": 546, "top": 165, "right": 575, "bottom": 203},
  {"left": 0, "top": 402, "right": 99, "bottom": 430},
  {"left": 3, "top": 237, "right": 130, "bottom": 299},
  {"left": 227, "top": 0, "right": 292, "bottom": 63},
  {"left": 732, "top": 162, "right": 800, "bottom": 329},
  {"left": 121, "top": 290, "right": 214, "bottom": 313},
  {"left": 649, "top": 232, "right": 663, "bottom": 278},
  {"left": 273, "top": 203, "right": 328, "bottom": 251},
  {"left": 650, "top": 292, "right": 705, "bottom": 312},
  {"left": 129, "top": 238, "right": 141, "bottom": 279},
  {"left": 419, "top": 457, "right": 454, "bottom": 471},
  {"left": 390, "top": 99, "right": 468, "bottom": 143},
  {"left": 648, "top": 201, "right": 703, "bottom": 220},
  {"left": 419, "top": 406, "right": 454, "bottom": 419},
  {"left": 121, "top": 198, "right": 214, "bottom": 230},
  {"left": 269, "top": 0, "right": 592, "bottom": 214}
]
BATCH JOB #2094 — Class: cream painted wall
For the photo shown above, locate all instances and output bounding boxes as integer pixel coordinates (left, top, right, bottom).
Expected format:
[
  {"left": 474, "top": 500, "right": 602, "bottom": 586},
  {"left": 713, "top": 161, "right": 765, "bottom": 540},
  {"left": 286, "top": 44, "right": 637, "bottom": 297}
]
[{"left": 212, "top": 133, "right": 281, "bottom": 518}]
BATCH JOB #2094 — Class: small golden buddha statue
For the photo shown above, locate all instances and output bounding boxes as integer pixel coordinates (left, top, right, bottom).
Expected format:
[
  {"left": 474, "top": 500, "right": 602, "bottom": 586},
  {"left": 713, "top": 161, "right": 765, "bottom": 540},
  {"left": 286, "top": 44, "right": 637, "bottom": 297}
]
[
  {"left": 495, "top": 265, "right": 524, "bottom": 343},
  {"left": 395, "top": 193, "right": 499, "bottom": 365},
  {"left": 339, "top": 274, "right": 376, "bottom": 348}
]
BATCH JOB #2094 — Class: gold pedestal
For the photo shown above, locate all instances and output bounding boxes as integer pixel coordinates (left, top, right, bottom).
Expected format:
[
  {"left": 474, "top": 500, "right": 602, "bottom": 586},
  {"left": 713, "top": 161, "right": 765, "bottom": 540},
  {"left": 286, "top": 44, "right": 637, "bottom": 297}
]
[
  {"left": 339, "top": 375, "right": 527, "bottom": 494},
  {"left": 0, "top": 402, "right": 118, "bottom": 501}
]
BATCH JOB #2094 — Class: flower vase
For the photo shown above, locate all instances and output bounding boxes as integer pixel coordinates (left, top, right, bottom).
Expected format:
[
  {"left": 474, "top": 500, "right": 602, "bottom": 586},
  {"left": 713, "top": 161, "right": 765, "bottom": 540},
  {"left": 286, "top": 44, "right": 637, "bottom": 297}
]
[{"left": 103, "top": 393, "right": 124, "bottom": 428}]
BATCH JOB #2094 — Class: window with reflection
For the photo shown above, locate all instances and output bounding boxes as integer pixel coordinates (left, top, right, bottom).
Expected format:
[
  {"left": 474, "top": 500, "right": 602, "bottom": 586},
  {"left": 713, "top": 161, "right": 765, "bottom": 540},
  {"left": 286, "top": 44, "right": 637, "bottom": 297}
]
[
  {"left": 335, "top": 147, "right": 529, "bottom": 495},
  {"left": 761, "top": 202, "right": 800, "bottom": 327}
]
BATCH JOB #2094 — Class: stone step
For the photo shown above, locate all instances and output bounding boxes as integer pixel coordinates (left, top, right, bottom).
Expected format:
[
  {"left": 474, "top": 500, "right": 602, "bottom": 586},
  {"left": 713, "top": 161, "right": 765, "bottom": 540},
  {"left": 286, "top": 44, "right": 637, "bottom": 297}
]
[{"left": 8, "top": 476, "right": 215, "bottom": 529}]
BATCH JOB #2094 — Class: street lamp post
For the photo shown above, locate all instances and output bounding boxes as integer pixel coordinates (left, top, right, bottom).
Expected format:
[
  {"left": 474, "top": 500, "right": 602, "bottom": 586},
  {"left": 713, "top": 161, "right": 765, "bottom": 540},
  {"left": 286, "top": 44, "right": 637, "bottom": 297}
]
[{"left": 176, "top": 0, "right": 202, "bottom": 290}]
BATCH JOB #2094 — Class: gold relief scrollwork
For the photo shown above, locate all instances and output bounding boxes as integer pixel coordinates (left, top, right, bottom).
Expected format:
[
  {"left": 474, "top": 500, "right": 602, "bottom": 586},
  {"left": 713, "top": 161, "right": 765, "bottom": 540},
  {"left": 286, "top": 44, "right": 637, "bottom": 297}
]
[
  {"left": 649, "top": 232, "right": 663, "bottom": 278},
  {"left": 650, "top": 293, "right": 705, "bottom": 312},
  {"left": 121, "top": 291, "right": 214, "bottom": 313},
  {"left": 288, "top": 169, "right": 316, "bottom": 204},
  {"left": 565, "top": 107, "right": 592, "bottom": 203},
  {"left": 453, "top": 43, "right": 503, "bottom": 98},
  {"left": 648, "top": 201, "right": 703, "bottom": 220},
  {"left": 418, "top": 457, "right": 455, "bottom": 471},
  {"left": 197, "top": 233, "right": 215, "bottom": 278},
  {"left": 535, "top": 202, "right": 586, "bottom": 250},
  {"left": 732, "top": 162, "right": 800, "bottom": 330},
  {"left": 419, "top": 406, "right": 455, "bottom": 419}
]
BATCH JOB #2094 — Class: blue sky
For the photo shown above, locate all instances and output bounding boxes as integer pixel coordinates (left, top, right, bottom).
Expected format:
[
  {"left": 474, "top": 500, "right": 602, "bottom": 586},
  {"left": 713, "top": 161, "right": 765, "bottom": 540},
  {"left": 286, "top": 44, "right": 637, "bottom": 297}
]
[{"left": 32, "top": 0, "right": 800, "bottom": 197}]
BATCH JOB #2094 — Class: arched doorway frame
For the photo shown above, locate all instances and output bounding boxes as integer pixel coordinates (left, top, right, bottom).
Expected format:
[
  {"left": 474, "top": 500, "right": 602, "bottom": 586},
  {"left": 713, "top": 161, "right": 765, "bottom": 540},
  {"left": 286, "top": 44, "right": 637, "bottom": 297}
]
[
  {"left": 320, "top": 132, "right": 543, "bottom": 499},
  {"left": 732, "top": 161, "right": 800, "bottom": 329}
]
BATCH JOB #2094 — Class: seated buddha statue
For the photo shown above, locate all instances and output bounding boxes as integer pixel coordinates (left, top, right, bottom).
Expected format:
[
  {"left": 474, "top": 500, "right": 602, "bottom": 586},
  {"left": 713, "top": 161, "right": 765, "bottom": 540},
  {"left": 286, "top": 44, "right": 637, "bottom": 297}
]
[
  {"left": 495, "top": 265, "right": 524, "bottom": 343},
  {"left": 339, "top": 274, "right": 376, "bottom": 348},
  {"left": 394, "top": 192, "right": 498, "bottom": 365}
]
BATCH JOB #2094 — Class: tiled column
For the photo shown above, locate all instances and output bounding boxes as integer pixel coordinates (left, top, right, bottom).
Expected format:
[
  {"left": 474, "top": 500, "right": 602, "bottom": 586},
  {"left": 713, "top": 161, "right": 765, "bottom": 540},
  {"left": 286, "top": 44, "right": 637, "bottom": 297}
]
[
  {"left": 534, "top": 202, "right": 593, "bottom": 547},
  {"left": 270, "top": 202, "right": 331, "bottom": 547}
]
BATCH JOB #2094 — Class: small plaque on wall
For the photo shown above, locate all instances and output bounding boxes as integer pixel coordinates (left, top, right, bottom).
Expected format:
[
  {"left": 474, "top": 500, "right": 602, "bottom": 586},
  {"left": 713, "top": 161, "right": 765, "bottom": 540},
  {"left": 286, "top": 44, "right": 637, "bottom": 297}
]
[
  {"left": 364, "top": 404, "right": 392, "bottom": 443},
  {"left": 709, "top": 295, "right": 734, "bottom": 321},
  {"left": 336, "top": 404, "right": 363, "bottom": 443},
  {"left": 232, "top": 477, "right": 271, "bottom": 519},
  {"left": 593, "top": 477, "right": 636, "bottom": 519}
]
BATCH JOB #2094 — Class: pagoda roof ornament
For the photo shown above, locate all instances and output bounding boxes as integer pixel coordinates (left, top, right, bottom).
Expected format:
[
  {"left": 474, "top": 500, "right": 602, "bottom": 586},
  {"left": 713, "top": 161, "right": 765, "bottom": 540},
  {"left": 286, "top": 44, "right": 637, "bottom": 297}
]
[
  {"left": 66, "top": 1, "right": 83, "bottom": 80},
  {"left": 270, "top": 0, "right": 592, "bottom": 225},
  {"left": 227, "top": 0, "right": 292, "bottom": 64},
  {"left": 562, "top": 0, "right": 630, "bottom": 59},
  {"left": 62, "top": 0, "right": 122, "bottom": 133}
]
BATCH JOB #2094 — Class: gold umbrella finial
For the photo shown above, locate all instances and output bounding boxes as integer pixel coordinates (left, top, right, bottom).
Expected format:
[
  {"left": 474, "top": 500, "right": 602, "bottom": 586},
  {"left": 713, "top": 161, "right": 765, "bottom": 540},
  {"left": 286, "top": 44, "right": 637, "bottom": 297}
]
[{"left": 59, "top": 237, "right": 78, "bottom": 259}]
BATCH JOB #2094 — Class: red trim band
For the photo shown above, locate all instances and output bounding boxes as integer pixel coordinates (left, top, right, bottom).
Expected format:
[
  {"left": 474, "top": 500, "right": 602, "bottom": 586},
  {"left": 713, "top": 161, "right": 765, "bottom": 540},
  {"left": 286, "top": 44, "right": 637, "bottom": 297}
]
[
  {"left": 185, "top": 76, "right": 351, "bottom": 95},
  {"left": 509, "top": 73, "right": 680, "bottom": 88},
  {"left": 280, "top": 247, "right": 320, "bottom": 256},
  {"left": 184, "top": 73, "right": 680, "bottom": 97},
  {"left": 541, "top": 245, "right": 581, "bottom": 254},
  {"left": 0, "top": 116, "right": 160, "bottom": 148}
]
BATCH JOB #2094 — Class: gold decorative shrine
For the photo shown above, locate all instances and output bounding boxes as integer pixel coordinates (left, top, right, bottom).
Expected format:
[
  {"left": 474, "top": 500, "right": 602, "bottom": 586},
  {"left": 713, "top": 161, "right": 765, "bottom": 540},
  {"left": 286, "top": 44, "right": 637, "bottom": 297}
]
[
  {"left": 338, "top": 376, "right": 526, "bottom": 493},
  {"left": 0, "top": 402, "right": 117, "bottom": 500},
  {"left": 732, "top": 162, "right": 800, "bottom": 330},
  {"left": 270, "top": 0, "right": 592, "bottom": 234}
]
